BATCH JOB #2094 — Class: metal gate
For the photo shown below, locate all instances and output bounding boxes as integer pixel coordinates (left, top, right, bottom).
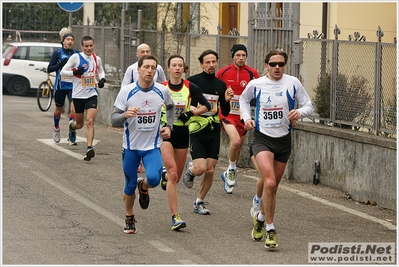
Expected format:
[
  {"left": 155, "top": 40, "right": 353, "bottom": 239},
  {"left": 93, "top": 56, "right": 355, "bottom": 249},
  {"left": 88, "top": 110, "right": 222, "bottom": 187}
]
[{"left": 247, "top": 2, "right": 300, "bottom": 75}]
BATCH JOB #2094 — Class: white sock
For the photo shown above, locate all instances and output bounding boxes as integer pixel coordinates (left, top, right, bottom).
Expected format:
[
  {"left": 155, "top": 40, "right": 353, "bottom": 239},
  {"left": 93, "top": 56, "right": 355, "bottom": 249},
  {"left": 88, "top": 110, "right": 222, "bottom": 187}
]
[
  {"left": 254, "top": 195, "right": 262, "bottom": 202},
  {"left": 257, "top": 212, "right": 265, "bottom": 222},
  {"left": 228, "top": 160, "right": 236, "bottom": 171},
  {"left": 195, "top": 198, "right": 203, "bottom": 204},
  {"left": 266, "top": 223, "right": 275, "bottom": 231}
]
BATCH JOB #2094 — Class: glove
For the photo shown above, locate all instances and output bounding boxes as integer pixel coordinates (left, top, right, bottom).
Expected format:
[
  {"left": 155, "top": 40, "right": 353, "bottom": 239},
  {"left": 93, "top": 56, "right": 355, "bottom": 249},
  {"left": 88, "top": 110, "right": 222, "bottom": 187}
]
[
  {"left": 98, "top": 78, "right": 106, "bottom": 88},
  {"left": 73, "top": 67, "right": 85, "bottom": 76},
  {"left": 178, "top": 111, "right": 193, "bottom": 123},
  {"left": 59, "top": 58, "right": 68, "bottom": 68}
]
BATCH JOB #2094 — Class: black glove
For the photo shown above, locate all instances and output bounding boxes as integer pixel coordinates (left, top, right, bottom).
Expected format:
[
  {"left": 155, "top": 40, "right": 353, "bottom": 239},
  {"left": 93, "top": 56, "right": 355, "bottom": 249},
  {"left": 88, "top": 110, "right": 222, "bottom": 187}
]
[
  {"left": 73, "top": 67, "right": 85, "bottom": 76},
  {"left": 178, "top": 111, "right": 193, "bottom": 123},
  {"left": 59, "top": 58, "right": 68, "bottom": 68},
  {"left": 98, "top": 78, "right": 106, "bottom": 88}
]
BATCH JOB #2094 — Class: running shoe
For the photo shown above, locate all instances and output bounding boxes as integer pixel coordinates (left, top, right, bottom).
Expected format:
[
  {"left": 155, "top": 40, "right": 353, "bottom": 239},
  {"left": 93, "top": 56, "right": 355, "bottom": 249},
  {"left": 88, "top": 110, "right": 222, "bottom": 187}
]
[
  {"left": 137, "top": 161, "right": 143, "bottom": 173},
  {"left": 265, "top": 229, "right": 278, "bottom": 248},
  {"left": 67, "top": 138, "right": 77, "bottom": 146},
  {"left": 124, "top": 215, "right": 137, "bottom": 234},
  {"left": 250, "top": 197, "right": 262, "bottom": 217},
  {"left": 161, "top": 166, "right": 167, "bottom": 191},
  {"left": 251, "top": 211, "right": 265, "bottom": 241},
  {"left": 53, "top": 127, "right": 60, "bottom": 143},
  {"left": 225, "top": 169, "right": 237, "bottom": 187},
  {"left": 193, "top": 201, "right": 210, "bottom": 215},
  {"left": 68, "top": 120, "right": 76, "bottom": 143},
  {"left": 137, "top": 177, "right": 150, "bottom": 209},
  {"left": 171, "top": 213, "right": 186, "bottom": 231},
  {"left": 221, "top": 171, "right": 234, "bottom": 194},
  {"left": 84, "top": 147, "right": 95, "bottom": 161},
  {"left": 183, "top": 160, "right": 194, "bottom": 188}
]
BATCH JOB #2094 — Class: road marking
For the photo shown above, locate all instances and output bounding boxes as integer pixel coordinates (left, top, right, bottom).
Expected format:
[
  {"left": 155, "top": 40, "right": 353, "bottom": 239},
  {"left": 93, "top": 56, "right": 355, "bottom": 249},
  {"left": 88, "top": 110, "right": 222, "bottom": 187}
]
[
  {"left": 242, "top": 174, "right": 396, "bottom": 231},
  {"left": 147, "top": 240, "right": 175, "bottom": 252},
  {"left": 37, "top": 137, "right": 100, "bottom": 160},
  {"left": 31, "top": 170, "right": 129, "bottom": 231}
]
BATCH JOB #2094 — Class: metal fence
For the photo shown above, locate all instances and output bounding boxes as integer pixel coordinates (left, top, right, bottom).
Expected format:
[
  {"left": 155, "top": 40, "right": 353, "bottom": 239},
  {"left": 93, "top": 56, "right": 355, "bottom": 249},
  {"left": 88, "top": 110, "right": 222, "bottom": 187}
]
[
  {"left": 296, "top": 25, "right": 396, "bottom": 138},
  {"left": 2, "top": 3, "right": 395, "bottom": 139}
]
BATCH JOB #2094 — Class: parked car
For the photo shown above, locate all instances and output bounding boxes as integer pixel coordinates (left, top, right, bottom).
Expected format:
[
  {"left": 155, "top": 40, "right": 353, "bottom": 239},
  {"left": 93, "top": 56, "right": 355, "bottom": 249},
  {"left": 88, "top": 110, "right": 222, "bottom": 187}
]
[{"left": 2, "top": 42, "right": 61, "bottom": 95}]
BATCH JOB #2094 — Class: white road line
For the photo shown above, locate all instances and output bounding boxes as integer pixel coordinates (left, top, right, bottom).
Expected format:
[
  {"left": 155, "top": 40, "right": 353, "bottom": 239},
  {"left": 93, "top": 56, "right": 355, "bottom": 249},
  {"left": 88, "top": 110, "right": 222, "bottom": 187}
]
[
  {"left": 147, "top": 240, "right": 175, "bottom": 252},
  {"left": 37, "top": 137, "right": 100, "bottom": 160},
  {"left": 242, "top": 174, "right": 396, "bottom": 231},
  {"left": 31, "top": 170, "right": 127, "bottom": 230}
]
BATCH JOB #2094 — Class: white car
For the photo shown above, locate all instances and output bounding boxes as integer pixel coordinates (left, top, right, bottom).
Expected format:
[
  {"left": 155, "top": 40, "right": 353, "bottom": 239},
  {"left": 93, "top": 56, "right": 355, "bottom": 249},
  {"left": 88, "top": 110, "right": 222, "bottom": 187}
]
[{"left": 2, "top": 42, "right": 61, "bottom": 95}]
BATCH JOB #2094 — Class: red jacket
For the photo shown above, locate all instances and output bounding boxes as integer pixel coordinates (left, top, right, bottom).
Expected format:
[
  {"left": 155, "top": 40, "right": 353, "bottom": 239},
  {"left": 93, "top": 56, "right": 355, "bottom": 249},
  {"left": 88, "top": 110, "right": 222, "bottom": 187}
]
[
  {"left": 216, "top": 63, "right": 260, "bottom": 95},
  {"left": 216, "top": 63, "right": 260, "bottom": 119}
]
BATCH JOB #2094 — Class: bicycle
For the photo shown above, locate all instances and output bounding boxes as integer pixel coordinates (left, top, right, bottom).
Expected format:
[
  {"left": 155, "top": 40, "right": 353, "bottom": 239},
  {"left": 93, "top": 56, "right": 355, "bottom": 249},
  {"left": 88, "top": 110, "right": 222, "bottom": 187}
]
[{"left": 36, "top": 67, "right": 54, "bottom": 112}]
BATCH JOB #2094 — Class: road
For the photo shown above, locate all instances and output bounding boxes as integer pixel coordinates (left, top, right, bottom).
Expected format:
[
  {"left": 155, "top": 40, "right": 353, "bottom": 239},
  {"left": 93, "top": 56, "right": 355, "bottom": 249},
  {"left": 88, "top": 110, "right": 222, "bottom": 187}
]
[{"left": 2, "top": 94, "right": 396, "bottom": 265}]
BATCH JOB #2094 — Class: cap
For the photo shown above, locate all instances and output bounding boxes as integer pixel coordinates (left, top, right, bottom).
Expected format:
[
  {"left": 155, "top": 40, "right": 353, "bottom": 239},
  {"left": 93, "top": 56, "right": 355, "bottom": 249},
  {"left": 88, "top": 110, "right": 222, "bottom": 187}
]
[
  {"left": 61, "top": 33, "right": 74, "bottom": 45},
  {"left": 231, "top": 44, "right": 247, "bottom": 58}
]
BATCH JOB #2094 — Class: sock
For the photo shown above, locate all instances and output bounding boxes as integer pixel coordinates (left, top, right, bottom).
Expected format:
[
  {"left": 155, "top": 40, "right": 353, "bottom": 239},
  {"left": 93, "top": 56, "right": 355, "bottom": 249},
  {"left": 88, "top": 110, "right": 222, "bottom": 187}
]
[
  {"left": 69, "top": 113, "right": 75, "bottom": 121},
  {"left": 188, "top": 166, "right": 194, "bottom": 176},
  {"left": 254, "top": 195, "right": 262, "bottom": 202},
  {"left": 266, "top": 223, "right": 275, "bottom": 231},
  {"left": 54, "top": 113, "right": 60, "bottom": 128},
  {"left": 195, "top": 198, "right": 203, "bottom": 204},
  {"left": 228, "top": 160, "right": 236, "bottom": 171},
  {"left": 257, "top": 212, "right": 265, "bottom": 222}
]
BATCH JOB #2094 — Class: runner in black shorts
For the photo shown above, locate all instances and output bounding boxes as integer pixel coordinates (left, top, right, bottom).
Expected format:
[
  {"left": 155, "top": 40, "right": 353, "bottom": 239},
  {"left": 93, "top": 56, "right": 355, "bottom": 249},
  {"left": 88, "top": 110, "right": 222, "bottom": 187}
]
[
  {"left": 182, "top": 50, "right": 234, "bottom": 215},
  {"left": 240, "top": 50, "right": 313, "bottom": 249},
  {"left": 160, "top": 55, "right": 211, "bottom": 230}
]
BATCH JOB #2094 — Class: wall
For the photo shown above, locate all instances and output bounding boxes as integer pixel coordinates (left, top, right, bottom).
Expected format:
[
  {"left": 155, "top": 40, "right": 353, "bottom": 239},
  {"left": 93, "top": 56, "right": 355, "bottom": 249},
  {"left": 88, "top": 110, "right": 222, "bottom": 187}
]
[{"left": 97, "top": 86, "right": 396, "bottom": 211}]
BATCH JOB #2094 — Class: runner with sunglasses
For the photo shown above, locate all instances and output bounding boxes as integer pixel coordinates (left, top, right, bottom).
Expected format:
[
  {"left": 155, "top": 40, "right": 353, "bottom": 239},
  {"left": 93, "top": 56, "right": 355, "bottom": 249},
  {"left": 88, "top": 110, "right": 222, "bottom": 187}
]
[{"left": 239, "top": 50, "right": 313, "bottom": 249}]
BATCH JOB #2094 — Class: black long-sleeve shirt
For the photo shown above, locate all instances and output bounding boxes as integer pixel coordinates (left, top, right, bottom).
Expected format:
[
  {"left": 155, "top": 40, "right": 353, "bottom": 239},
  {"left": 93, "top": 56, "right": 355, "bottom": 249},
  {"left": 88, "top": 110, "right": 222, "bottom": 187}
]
[
  {"left": 187, "top": 71, "right": 230, "bottom": 133},
  {"left": 187, "top": 71, "right": 230, "bottom": 117}
]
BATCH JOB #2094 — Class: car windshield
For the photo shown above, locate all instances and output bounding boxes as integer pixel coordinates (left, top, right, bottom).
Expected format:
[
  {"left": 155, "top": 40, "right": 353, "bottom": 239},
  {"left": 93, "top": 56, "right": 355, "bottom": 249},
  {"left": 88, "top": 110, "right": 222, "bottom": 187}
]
[{"left": 2, "top": 45, "right": 13, "bottom": 58}]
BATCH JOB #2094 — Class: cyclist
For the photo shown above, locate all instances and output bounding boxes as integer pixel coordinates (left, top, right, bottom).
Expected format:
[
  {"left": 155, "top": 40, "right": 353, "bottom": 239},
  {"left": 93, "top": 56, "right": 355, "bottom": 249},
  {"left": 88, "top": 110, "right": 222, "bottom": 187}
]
[{"left": 47, "top": 31, "right": 79, "bottom": 145}]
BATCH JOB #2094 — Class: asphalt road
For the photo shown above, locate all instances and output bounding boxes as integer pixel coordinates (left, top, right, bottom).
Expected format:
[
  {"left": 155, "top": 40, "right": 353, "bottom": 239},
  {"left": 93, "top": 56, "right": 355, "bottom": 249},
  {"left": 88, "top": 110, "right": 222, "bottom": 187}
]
[{"left": 2, "top": 94, "right": 397, "bottom": 265}]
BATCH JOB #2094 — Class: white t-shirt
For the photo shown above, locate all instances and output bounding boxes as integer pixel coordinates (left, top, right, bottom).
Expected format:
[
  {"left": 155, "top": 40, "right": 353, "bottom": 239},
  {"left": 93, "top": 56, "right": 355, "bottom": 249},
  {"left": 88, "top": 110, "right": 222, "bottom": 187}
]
[
  {"left": 240, "top": 74, "right": 313, "bottom": 138},
  {"left": 121, "top": 62, "right": 166, "bottom": 87},
  {"left": 114, "top": 81, "right": 174, "bottom": 151},
  {"left": 60, "top": 52, "right": 105, "bottom": 99}
]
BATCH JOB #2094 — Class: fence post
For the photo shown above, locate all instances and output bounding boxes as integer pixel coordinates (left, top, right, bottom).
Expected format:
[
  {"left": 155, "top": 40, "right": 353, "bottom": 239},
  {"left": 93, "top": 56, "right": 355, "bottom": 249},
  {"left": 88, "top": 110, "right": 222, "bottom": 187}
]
[
  {"left": 373, "top": 25, "right": 384, "bottom": 135},
  {"left": 330, "top": 24, "right": 340, "bottom": 125},
  {"left": 247, "top": 3, "right": 255, "bottom": 68}
]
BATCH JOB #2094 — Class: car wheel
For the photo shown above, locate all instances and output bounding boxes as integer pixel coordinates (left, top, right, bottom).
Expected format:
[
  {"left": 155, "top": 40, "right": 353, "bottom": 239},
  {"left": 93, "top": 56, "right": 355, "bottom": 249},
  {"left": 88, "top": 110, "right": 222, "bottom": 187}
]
[{"left": 6, "top": 76, "right": 30, "bottom": 96}]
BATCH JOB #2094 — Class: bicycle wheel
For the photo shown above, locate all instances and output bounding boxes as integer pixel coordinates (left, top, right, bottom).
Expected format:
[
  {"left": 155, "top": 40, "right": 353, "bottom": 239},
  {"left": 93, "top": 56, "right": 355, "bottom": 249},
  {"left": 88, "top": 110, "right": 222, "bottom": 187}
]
[{"left": 37, "top": 81, "right": 53, "bottom": 112}]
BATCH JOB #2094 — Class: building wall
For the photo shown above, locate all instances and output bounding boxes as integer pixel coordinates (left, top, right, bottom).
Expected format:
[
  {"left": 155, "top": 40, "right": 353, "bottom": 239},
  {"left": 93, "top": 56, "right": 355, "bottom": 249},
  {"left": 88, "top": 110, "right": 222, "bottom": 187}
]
[{"left": 300, "top": 2, "right": 396, "bottom": 42}]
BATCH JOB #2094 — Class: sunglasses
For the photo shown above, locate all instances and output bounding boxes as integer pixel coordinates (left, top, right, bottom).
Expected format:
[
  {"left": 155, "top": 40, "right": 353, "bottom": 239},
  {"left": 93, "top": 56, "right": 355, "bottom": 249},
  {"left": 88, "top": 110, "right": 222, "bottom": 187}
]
[{"left": 268, "top": 62, "right": 285, "bottom": 67}]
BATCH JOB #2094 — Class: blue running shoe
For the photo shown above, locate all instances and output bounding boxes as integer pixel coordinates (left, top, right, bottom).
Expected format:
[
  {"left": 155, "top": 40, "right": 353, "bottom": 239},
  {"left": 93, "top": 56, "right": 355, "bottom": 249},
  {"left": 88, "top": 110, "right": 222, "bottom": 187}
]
[
  {"left": 171, "top": 213, "right": 186, "bottom": 231},
  {"left": 68, "top": 120, "right": 76, "bottom": 143},
  {"left": 161, "top": 166, "right": 167, "bottom": 191}
]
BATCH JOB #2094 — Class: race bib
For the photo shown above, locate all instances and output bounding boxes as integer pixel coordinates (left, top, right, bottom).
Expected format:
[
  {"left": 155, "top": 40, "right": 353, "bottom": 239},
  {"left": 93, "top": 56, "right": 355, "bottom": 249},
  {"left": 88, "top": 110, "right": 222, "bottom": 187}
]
[
  {"left": 229, "top": 95, "right": 240, "bottom": 115},
  {"left": 135, "top": 107, "right": 158, "bottom": 131},
  {"left": 81, "top": 72, "right": 96, "bottom": 89},
  {"left": 199, "top": 93, "right": 219, "bottom": 116},
  {"left": 174, "top": 100, "right": 186, "bottom": 118},
  {"left": 261, "top": 104, "right": 284, "bottom": 127},
  {"left": 60, "top": 75, "right": 72, "bottom": 83}
]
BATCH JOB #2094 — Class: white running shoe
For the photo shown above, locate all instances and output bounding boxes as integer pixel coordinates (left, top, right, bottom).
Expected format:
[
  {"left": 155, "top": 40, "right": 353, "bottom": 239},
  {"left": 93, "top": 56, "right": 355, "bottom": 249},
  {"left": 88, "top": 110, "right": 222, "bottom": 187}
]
[
  {"left": 250, "top": 197, "right": 262, "bottom": 217},
  {"left": 53, "top": 128, "right": 60, "bottom": 143},
  {"left": 193, "top": 201, "right": 210, "bottom": 215},
  {"left": 67, "top": 138, "right": 77, "bottom": 146}
]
